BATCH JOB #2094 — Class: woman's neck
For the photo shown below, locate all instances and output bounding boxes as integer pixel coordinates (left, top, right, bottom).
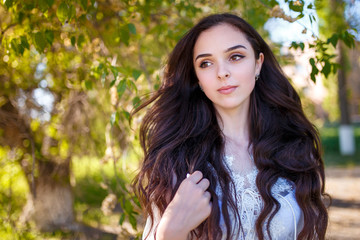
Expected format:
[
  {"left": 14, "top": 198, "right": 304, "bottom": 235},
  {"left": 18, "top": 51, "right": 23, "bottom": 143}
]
[
  {"left": 216, "top": 105, "right": 250, "bottom": 146},
  {"left": 216, "top": 105, "right": 254, "bottom": 172}
]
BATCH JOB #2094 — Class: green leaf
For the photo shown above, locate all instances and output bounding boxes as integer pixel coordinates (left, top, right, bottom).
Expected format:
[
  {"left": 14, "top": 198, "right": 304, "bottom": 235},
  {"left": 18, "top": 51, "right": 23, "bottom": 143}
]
[
  {"left": 37, "top": 0, "right": 49, "bottom": 12},
  {"left": 310, "top": 73, "right": 316, "bottom": 83},
  {"left": 34, "top": 32, "right": 47, "bottom": 52},
  {"left": 110, "top": 80, "right": 116, "bottom": 88},
  {"left": 225, "top": 0, "right": 239, "bottom": 10},
  {"left": 128, "top": 23, "right": 136, "bottom": 34},
  {"left": 321, "top": 60, "right": 331, "bottom": 78},
  {"left": 71, "top": 36, "right": 76, "bottom": 46},
  {"left": 97, "top": 62, "right": 105, "bottom": 70},
  {"left": 129, "top": 214, "right": 137, "bottom": 230},
  {"left": 290, "top": 41, "right": 298, "bottom": 50},
  {"left": 307, "top": 3, "right": 313, "bottom": 9},
  {"left": 77, "top": 34, "right": 85, "bottom": 48},
  {"left": 312, "top": 15, "right": 316, "bottom": 22},
  {"left": 133, "top": 196, "right": 141, "bottom": 208},
  {"left": 23, "top": 3, "right": 35, "bottom": 11},
  {"left": 45, "top": 30, "right": 54, "bottom": 45},
  {"left": 46, "top": 0, "right": 54, "bottom": 7},
  {"left": 132, "top": 69, "right": 142, "bottom": 81},
  {"left": 5, "top": 0, "right": 15, "bottom": 9},
  {"left": 20, "top": 36, "right": 30, "bottom": 50},
  {"left": 309, "top": 58, "right": 315, "bottom": 67},
  {"left": 85, "top": 80, "right": 92, "bottom": 90},
  {"left": 11, "top": 38, "right": 22, "bottom": 54},
  {"left": 340, "top": 31, "right": 355, "bottom": 48},
  {"left": 289, "top": 0, "right": 304, "bottom": 12},
  {"left": 299, "top": 42, "right": 305, "bottom": 51},
  {"left": 78, "top": 13, "right": 87, "bottom": 23},
  {"left": 132, "top": 96, "right": 141, "bottom": 108},
  {"left": 327, "top": 34, "right": 338, "bottom": 48},
  {"left": 126, "top": 79, "right": 137, "bottom": 93},
  {"left": 16, "top": 40, "right": 25, "bottom": 54},
  {"left": 80, "top": 0, "right": 88, "bottom": 10},
  {"left": 57, "top": 2, "right": 69, "bottom": 24},
  {"left": 327, "top": 54, "right": 336, "bottom": 60},
  {"left": 120, "top": 27, "right": 130, "bottom": 46},
  {"left": 309, "top": 58, "right": 319, "bottom": 82},
  {"left": 122, "top": 110, "right": 130, "bottom": 121},
  {"left": 119, "top": 213, "right": 125, "bottom": 225},
  {"left": 110, "top": 66, "right": 119, "bottom": 80},
  {"left": 68, "top": 4, "right": 76, "bottom": 21},
  {"left": 332, "top": 63, "right": 340, "bottom": 74},
  {"left": 117, "top": 79, "right": 127, "bottom": 98}
]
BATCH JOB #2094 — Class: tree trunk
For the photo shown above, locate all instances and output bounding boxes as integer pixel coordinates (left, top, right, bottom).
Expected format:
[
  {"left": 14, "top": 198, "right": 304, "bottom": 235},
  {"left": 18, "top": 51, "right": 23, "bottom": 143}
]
[
  {"left": 21, "top": 159, "right": 76, "bottom": 231},
  {"left": 0, "top": 99, "right": 76, "bottom": 231},
  {"left": 1, "top": 97, "right": 119, "bottom": 239},
  {"left": 337, "top": 41, "right": 351, "bottom": 125},
  {"left": 337, "top": 41, "right": 355, "bottom": 155}
]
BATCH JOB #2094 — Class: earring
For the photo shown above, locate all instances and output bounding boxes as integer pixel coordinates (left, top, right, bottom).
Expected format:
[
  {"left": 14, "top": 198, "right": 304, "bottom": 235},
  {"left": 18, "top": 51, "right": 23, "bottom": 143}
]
[
  {"left": 199, "top": 84, "right": 203, "bottom": 91},
  {"left": 255, "top": 74, "right": 260, "bottom": 81}
]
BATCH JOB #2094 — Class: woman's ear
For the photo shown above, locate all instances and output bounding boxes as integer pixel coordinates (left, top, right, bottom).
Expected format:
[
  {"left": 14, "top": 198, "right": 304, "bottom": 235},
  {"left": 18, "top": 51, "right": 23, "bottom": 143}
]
[{"left": 255, "top": 52, "right": 264, "bottom": 75}]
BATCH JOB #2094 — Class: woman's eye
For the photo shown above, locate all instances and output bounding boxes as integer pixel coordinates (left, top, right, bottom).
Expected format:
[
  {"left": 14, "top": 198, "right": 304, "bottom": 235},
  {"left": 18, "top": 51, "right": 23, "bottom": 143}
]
[
  {"left": 200, "top": 61, "right": 212, "bottom": 68},
  {"left": 230, "top": 54, "right": 244, "bottom": 61}
]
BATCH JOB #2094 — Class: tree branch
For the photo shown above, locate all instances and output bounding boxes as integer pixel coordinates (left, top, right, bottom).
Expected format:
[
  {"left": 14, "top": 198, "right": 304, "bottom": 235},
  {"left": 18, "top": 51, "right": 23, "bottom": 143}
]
[{"left": 0, "top": 23, "right": 18, "bottom": 44}]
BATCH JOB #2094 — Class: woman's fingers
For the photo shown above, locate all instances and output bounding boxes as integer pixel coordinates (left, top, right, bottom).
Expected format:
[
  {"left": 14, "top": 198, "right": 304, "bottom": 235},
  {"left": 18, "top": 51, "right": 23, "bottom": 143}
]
[
  {"left": 160, "top": 171, "right": 212, "bottom": 235},
  {"left": 203, "top": 191, "right": 211, "bottom": 201},
  {"left": 187, "top": 171, "right": 210, "bottom": 191},
  {"left": 197, "top": 178, "right": 210, "bottom": 191},
  {"left": 187, "top": 170, "right": 203, "bottom": 183},
  {"left": 186, "top": 171, "right": 210, "bottom": 191}
]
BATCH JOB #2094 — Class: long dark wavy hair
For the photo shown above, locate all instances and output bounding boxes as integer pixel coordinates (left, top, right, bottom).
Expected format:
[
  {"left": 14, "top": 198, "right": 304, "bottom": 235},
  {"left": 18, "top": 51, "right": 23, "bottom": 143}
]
[{"left": 133, "top": 13, "right": 328, "bottom": 240}]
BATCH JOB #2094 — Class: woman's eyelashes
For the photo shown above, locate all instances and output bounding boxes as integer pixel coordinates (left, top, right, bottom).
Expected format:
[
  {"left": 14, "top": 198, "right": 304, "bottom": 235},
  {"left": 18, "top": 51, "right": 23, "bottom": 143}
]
[
  {"left": 198, "top": 54, "right": 245, "bottom": 68},
  {"left": 199, "top": 61, "right": 212, "bottom": 68},
  {"left": 229, "top": 54, "right": 245, "bottom": 61}
]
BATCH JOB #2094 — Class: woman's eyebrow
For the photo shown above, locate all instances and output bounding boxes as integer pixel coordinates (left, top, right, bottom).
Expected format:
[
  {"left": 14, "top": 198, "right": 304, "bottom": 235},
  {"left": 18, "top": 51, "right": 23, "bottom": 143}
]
[
  {"left": 195, "top": 53, "right": 211, "bottom": 61},
  {"left": 225, "top": 44, "right": 247, "bottom": 53},
  {"left": 194, "top": 44, "right": 247, "bottom": 61}
]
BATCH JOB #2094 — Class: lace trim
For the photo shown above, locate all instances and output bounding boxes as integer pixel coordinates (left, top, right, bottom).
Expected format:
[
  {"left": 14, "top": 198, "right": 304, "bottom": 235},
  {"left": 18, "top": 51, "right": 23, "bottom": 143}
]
[{"left": 219, "top": 155, "right": 296, "bottom": 240}]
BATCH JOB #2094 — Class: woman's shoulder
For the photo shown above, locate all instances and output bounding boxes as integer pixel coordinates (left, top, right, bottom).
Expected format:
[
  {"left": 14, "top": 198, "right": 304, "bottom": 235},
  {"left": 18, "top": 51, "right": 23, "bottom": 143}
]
[
  {"left": 271, "top": 177, "right": 296, "bottom": 197},
  {"left": 270, "top": 177, "right": 304, "bottom": 239}
]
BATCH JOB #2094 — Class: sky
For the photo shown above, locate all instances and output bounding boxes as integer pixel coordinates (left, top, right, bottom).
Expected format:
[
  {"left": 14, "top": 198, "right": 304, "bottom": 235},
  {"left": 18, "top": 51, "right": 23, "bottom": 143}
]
[
  {"left": 264, "top": 0, "right": 319, "bottom": 45},
  {"left": 344, "top": 0, "right": 360, "bottom": 40},
  {"left": 264, "top": 0, "right": 360, "bottom": 44}
]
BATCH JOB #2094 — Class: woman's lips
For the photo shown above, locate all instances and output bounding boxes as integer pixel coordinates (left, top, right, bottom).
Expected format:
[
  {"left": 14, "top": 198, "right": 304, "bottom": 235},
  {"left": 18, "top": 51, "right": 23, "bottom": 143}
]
[{"left": 217, "top": 85, "right": 237, "bottom": 94}]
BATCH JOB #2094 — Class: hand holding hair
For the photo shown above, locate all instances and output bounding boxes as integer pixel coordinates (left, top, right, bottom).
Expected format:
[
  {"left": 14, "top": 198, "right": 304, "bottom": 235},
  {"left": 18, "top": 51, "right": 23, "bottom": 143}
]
[{"left": 156, "top": 171, "right": 212, "bottom": 240}]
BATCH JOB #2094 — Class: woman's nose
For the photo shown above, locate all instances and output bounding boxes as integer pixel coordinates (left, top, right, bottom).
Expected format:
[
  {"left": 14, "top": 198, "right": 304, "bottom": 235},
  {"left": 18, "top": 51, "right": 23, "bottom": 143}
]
[{"left": 217, "top": 64, "right": 231, "bottom": 80}]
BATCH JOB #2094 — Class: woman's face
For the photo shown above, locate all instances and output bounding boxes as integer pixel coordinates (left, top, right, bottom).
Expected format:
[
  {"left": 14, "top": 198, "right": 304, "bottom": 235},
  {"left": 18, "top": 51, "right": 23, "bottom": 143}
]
[{"left": 193, "top": 24, "right": 263, "bottom": 114}]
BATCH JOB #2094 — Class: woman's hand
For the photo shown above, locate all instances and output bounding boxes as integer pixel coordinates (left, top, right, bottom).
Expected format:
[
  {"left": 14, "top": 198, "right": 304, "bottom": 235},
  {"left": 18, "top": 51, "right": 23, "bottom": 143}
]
[{"left": 156, "top": 171, "right": 212, "bottom": 240}]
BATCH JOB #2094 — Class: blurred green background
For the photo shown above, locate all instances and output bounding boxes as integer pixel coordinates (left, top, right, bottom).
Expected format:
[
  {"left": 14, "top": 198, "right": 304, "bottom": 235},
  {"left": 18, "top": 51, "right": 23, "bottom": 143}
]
[{"left": 0, "top": 0, "right": 359, "bottom": 239}]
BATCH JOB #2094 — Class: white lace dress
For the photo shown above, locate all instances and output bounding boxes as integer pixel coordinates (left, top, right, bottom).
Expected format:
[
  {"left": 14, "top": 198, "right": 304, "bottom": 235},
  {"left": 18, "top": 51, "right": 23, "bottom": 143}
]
[
  {"left": 142, "top": 156, "right": 304, "bottom": 240},
  {"left": 216, "top": 155, "right": 304, "bottom": 240}
]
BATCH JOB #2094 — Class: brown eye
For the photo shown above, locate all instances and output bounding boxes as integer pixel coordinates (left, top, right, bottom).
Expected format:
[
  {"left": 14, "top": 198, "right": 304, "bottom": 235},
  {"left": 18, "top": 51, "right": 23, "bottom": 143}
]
[
  {"left": 200, "top": 61, "right": 212, "bottom": 68},
  {"left": 230, "top": 54, "right": 244, "bottom": 61}
]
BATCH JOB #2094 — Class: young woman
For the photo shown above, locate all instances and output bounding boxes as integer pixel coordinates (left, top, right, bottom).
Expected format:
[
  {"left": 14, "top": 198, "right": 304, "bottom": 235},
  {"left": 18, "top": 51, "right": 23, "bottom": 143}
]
[{"left": 133, "top": 13, "right": 329, "bottom": 240}]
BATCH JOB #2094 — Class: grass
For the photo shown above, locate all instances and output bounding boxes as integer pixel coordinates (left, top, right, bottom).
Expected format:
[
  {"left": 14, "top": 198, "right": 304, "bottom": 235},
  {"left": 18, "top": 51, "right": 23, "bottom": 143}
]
[
  {"left": 0, "top": 153, "right": 140, "bottom": 240},
  {"left": 320, "top": 124, "right": 360, "bottom": 167}
]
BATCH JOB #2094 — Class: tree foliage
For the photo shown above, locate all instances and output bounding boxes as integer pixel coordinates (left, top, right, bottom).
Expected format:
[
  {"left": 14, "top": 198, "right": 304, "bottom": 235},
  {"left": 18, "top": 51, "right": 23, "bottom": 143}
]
[
  {"left": 289, "top": 0, "right": 357, "bottom": 82},
  {"left": 0, "top": 0, "right": 357, "bottom": 237}
]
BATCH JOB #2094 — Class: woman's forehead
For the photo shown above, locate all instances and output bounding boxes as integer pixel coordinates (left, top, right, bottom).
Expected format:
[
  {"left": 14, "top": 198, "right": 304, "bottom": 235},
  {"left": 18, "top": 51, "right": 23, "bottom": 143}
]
[{"left": 193, "top": 24, "right": 252, "bottom": 55}]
